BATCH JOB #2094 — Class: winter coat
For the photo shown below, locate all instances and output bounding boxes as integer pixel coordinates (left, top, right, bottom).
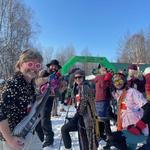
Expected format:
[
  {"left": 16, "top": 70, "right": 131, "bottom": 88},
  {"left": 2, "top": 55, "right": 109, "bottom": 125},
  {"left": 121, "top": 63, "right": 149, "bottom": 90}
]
[
  {"left": 95, "top": 75, "right": 111, "bottom": 101},
  {"left": 115, "top": 88, "right": 148, "bottom": 136},
  {"left": 145, "top": 73, "right": 150, "bottom": 100},
  {"left": 127, "top": 76, "right": 146, "bottom": 93},
  {"left": 76, "top": 81, "right": 98, "bottom": 150}
]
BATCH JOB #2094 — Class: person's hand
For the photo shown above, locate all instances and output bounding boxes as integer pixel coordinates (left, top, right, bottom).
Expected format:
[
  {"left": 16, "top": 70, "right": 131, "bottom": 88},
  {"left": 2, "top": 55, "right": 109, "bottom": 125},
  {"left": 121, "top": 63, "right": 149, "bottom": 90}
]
[
  {"left": 127, "top": 120, "right": 146, "bottom": 135},
  {"left": 40, "top": 83, "right": 49, "bottom": 94},
  {"left": 7, "top": 136, "right": 24, "bottom": 150}
]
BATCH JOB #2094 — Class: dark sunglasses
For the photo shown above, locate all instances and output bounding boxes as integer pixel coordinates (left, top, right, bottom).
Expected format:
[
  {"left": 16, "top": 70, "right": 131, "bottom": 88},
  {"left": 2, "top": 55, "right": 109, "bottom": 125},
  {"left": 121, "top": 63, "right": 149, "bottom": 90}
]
[{"left": 74, "top": 76, "right": 83, "bottom": 79}]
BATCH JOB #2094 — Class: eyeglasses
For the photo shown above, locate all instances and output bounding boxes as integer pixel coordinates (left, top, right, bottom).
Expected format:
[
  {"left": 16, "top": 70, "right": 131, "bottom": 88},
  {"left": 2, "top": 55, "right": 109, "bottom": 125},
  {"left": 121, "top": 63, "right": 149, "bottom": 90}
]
[
  {"left": 24, "top": 61, "right": 42, "bottom": 70},
  {"left": 74, "top": 76, "right": 83, "bottom": 79}
]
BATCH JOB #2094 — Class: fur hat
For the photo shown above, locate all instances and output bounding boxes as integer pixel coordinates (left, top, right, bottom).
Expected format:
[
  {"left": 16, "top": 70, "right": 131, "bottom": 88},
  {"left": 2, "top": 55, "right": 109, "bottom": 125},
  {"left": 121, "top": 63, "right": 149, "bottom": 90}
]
[
  {"left": 69, "top": 68, "right": 80, "bottom": 75},
  {"left": 128, "top": 64, "right": 137, "bottom": 70},
  {"left": 74, "top": 69, "right": 85, "bottom": 77},
  {"left": 46, "top": 59, "right": 61, "bottom": 69}
]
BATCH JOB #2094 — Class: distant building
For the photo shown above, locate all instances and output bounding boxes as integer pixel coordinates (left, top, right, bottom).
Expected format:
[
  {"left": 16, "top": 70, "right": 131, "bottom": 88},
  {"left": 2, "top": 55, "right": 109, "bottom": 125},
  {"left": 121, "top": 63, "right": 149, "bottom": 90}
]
[{"left": 112, "top": 63, "right": 150, "bottom": 72}]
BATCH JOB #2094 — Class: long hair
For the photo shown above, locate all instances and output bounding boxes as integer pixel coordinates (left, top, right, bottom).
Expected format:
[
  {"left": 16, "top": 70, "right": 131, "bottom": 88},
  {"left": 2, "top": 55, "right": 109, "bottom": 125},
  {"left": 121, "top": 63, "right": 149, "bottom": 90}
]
[{"left": 15, "top": 49, "right": 43, "bottom": 72}]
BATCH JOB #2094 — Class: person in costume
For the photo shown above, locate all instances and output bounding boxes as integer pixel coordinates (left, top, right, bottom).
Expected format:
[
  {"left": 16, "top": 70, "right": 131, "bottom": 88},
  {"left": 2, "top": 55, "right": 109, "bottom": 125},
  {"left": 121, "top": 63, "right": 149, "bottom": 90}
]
[
  {"left": 0, "top": 49, "right": 47, "bottom": 150},
  {"left": 35, "top": 59, "right": 62, "bottom": 150},
  {"left": 61, "top": 69, "right": 98, "bottom": 150},
  {"left": 104, "top": 73, "right": 149, "bottom": 150}
]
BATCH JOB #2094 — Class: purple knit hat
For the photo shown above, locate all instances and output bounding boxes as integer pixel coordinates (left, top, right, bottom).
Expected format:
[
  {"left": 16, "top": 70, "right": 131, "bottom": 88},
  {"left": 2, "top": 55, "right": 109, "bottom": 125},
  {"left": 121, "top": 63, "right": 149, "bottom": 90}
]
[{"left": 128, "top": 64, "right": 137, "bottom": 70}]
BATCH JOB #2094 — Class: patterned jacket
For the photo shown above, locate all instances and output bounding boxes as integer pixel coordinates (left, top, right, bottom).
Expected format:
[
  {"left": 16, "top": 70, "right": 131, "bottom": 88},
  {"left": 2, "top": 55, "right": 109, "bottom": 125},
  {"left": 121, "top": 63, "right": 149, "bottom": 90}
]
[
  {"left": 0, "top": 72, "right": 35, "bottom": 140},
  {"left": 77, "top": 81, "right": 98, "bottom": 150},
  {"left": 115, "top": 88, "right": 148, "bottom": 136}
]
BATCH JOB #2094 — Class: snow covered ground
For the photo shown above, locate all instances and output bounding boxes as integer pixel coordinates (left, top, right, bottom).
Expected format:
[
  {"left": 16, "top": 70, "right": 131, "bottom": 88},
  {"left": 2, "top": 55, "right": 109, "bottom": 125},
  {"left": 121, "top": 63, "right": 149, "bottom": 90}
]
[
  {"left": 29, "top": 106, "right": 81, "bottom": 150},
  {"left": 28, "top": 105, "right": 115, "bottom": 150}
]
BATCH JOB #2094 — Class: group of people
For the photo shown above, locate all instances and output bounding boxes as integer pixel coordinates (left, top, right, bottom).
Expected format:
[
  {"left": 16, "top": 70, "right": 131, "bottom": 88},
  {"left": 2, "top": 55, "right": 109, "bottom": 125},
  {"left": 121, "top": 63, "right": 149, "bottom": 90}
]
[
  {"left": 1, "top": 48, "right": 150, "bottom": 150},
  {"left": 93, "top": 64, "right": 150, "bottom": 150}
]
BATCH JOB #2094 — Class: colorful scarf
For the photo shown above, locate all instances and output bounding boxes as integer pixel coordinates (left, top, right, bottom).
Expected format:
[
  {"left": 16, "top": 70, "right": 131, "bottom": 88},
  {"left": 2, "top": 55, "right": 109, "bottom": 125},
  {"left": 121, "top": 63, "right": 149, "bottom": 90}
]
[{"left": 117, "top": 89, "right": 127, "bottom": 131}]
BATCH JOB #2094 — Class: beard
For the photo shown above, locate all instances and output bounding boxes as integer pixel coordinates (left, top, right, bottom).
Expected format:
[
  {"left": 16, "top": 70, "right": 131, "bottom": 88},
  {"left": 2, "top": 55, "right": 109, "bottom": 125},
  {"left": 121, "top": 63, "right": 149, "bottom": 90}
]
[{"left": 23, "top": 69, "right": 38, "bottom": 82}]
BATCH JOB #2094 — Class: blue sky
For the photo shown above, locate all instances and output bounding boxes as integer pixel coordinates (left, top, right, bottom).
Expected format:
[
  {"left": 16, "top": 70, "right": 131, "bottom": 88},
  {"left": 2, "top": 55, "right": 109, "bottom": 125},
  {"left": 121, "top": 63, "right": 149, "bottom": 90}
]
[{"left": 23, "top": 0, "right": 150, "bottom": 61}]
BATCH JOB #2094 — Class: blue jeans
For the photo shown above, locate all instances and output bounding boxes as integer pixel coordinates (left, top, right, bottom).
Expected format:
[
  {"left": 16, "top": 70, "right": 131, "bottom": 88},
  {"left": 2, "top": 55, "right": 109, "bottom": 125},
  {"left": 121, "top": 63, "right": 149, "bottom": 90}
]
[
  {"left": 95, "top": 101, "right": 109, "bottom": 117},
  {"left": 95, "top": 101, "right": 112, "bottom": 137}
]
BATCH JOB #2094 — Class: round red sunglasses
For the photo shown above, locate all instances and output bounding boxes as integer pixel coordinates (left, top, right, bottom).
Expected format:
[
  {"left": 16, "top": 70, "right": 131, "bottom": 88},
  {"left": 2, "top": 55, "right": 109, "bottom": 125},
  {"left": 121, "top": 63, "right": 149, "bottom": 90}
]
[{"left": 24, "top": 61, "right": 42, "bottom": 70}]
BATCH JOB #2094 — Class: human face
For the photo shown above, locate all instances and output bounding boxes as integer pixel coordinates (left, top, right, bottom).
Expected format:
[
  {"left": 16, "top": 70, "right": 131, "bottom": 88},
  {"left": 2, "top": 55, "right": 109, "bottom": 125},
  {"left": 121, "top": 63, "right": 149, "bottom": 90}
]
[
  {"left": 20, "top": 59, "right": 42, "bottom": 82},
  {"left": 113, "top": 76, "right": 124, "bottom": 90},
  {"left": 48, "top": 64, "right": 58, "bottom": 72},
  {"left": 128, "top": 69, "right": 137, "bottom": 78},
  {"left": 100, "top": 67, "right": 107, "bottom": 75},
  {"left": 74, "top": 74, "right": 84, "bottom": 85}
]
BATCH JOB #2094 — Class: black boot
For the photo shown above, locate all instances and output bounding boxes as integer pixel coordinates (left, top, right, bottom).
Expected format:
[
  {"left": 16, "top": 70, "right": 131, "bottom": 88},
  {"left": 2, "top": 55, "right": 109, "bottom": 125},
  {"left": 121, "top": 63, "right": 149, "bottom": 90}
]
[
  {"left": 104, "top": 131, "right": 128, "bottom": 150},
  {"left": 43, "top": 135, "right": 54, "bottom": 148},
  {"left": 103, "top": 144, "right": 111, "bottom": 150},
  {"left": 99, "top": 121, "right": 107, "bottom": 140}
]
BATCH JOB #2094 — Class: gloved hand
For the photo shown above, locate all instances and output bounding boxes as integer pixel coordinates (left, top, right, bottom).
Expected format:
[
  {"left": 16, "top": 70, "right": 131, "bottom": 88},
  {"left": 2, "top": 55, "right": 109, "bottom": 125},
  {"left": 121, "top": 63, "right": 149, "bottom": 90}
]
[
  {"left": 40, "top": 83, "right": 48, "bottom": 94},
  {"left": 104, "top": 72, "right": 112, "bottom": 81},
  {"left": 127, "top": 120, "right": 146, "bottom": 135}
]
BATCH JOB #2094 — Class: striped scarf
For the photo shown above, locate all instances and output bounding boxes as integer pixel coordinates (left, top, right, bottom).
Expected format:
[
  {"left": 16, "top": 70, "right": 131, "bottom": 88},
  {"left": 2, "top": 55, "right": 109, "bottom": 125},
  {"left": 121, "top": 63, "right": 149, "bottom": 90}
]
[{"left": 117, "top": 89, "right": 127, "bottom": 131}]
